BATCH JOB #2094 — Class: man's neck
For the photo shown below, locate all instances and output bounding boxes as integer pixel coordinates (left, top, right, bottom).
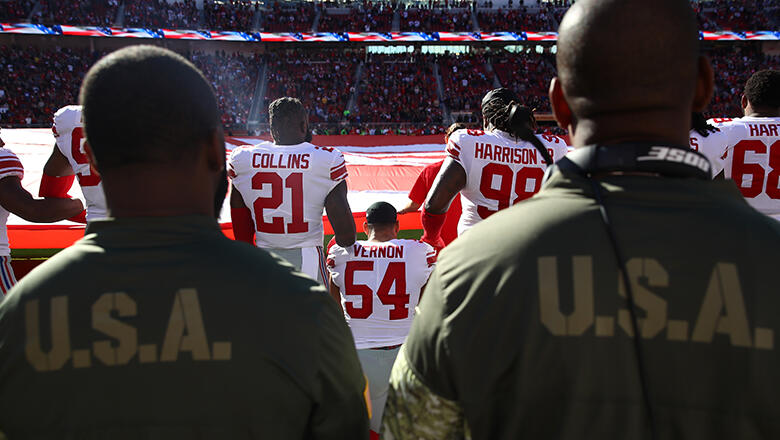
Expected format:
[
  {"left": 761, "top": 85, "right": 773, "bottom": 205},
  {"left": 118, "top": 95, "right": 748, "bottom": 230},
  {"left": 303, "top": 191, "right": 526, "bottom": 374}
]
[
  {"left": 102, "top": 166, "right": 216, "bottom": 218},
  {"left": 367, "top": 232, "right": 395, "bottom": 243},
  {"left": 570, "top": 111, "right": 690, "bottom": 148}
]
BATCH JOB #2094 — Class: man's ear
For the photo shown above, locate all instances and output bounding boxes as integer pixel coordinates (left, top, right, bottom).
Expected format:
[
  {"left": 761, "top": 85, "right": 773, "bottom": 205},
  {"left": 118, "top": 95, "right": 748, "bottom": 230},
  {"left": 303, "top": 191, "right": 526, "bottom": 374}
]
[
  {"left": 393, "top": 221, "right": 400, "bottom": 236},
  {"left": 362, "top": 221, "right": 370, "bottom": 235},
  {"left": 205, "top": 127, "right": 225, "bottom": 172},
  {"left": 83, "top": 142, "right": 101, "bottom": 177},
  {"left": 741, "top": 94, "right": 749, "bottom": 112},
  {"left": 549, "top": 77, "right": 573, "bottom": 131},
  {"left": 692, "top": 55, "right": 714, "bottom": 113}
]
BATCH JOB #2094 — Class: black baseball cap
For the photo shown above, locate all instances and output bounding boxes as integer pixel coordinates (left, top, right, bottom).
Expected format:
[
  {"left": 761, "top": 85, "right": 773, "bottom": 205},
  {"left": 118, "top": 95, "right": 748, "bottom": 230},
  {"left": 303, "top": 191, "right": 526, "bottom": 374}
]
[
  {"left": 366, "top": 202, "right": 397, "bottom": 225},
  {"left": 481, "top": 87, "right": 519, "bottom": 110}
]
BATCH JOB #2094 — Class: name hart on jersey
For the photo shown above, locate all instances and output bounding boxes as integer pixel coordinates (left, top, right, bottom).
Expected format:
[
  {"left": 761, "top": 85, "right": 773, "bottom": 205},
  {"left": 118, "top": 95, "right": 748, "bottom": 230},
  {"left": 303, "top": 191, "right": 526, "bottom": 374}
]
[
  {"left": 748, "top": 123, "right": 780, "bottom": 137},
  {"left": 252, "top": 153, "right": 311, "bottom": 169},
  {"left": 353, "top": 243, "right": 405, "bottom": 259},
  {"left": 474, "top": 142, "right": 554, "bottom": 165}
]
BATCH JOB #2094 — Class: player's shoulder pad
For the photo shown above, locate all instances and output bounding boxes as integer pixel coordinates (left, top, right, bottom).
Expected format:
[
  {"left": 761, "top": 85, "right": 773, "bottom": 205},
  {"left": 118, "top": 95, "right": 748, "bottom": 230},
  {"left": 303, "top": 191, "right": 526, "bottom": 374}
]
[
  {"left": 0, "top": 147, "right": 21, "bottom": 161},
  {"left": 53, "top": 105, "right": 82, "bottom": 131}
]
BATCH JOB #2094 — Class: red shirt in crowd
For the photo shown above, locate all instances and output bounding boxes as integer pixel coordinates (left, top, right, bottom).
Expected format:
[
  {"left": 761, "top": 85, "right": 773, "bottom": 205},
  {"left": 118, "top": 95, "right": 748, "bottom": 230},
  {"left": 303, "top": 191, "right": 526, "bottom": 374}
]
[{"left": 408, "top": 160, "right": 461, "bottom": 245}]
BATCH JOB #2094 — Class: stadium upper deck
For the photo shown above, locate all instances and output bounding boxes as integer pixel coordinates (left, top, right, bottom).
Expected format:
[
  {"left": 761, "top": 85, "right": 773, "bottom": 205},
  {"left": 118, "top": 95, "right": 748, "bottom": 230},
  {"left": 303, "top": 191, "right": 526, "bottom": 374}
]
[
  {"left": 0, "top": 0, "right": 777, "bottom": 134},
  {"left": 1, "top": 0, "right": 777, "bottom": 33}
]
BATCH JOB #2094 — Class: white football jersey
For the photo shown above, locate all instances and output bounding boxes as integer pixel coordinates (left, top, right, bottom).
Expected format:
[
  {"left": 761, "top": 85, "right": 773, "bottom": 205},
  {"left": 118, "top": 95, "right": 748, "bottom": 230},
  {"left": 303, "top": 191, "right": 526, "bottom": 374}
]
[
  {"left": 446, "top": 128, "right": 570, "bottom": 235},
  {"left": 327, "top": 239, "right": 436, "bottom": 349},
  {"left": 228, "top": 142, "right": 348, "bottom": 249},
  {"left": 688, "top": 127, "right": 730, "bottom": 177},
  {"left": 52, "top": 105, "right": 107, "bottom": 221},
  {"left": 0, "top": 149, "right": 24, "bottom": 256},
  {"left": 709, "top": 116, "right": 780, "bottom": 221}
]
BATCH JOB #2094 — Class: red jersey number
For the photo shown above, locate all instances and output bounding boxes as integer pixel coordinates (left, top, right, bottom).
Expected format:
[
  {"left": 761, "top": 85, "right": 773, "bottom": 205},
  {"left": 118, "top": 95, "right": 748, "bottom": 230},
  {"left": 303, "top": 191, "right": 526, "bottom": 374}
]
[
  {"left": 70, "top": 127, "right": 101, "bottom": 187},
  {"left": 251, "top": 171, "right": 310, "bottom": 234},
  {"left": 344, "top": 261, "right": 409, "bottom": 320},
  {"left": 477, "top": 163, "right": 545, "bottom": 219},
  {"left": 731, "top": 140, "right": 780, "bottom": 199}
]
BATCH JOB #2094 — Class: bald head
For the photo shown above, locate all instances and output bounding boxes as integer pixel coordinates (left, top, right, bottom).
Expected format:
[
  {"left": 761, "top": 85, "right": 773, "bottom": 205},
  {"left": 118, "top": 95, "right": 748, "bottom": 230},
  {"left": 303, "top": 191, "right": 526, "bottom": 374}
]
[{"left": 557, "top": 0, "right": 700, "bottom": 118}]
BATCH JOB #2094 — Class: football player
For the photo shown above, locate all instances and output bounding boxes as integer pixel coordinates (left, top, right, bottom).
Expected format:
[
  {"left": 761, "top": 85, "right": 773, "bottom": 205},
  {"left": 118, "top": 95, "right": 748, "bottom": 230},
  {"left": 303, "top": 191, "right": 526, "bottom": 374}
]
[
  {"left": 327, "top": 202, "right": 435, "bottom": 438},
  {"left": 689, "top": 112, "right": 728, "bottom": 178},
  {"left": 39, "top": 105, "right": 107, "bottom": 222},
  {"left": 709, "top": 69, "right": 780, "bottom": 221},
  {"left": 397, "top": 123, "right": 466, "bottom": 247},
  {"left": 229, "top": 97, "right": 356, "bottom": 282},
  {"left": 0, "top": 128, "right": 83, "bottom": 293},
  {"left": 420, "top": 88, "right": 570, "bottom": 248}
]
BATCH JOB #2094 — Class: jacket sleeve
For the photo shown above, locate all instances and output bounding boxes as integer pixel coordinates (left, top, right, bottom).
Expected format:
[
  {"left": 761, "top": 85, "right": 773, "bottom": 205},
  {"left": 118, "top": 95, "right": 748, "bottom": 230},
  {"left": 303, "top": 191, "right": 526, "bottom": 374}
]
[
  {"left": 310, "top": 295, "right": 370, "bottom": 439},
  {"left": 382, "top": 348, "right": 468, "bottom": 440}
]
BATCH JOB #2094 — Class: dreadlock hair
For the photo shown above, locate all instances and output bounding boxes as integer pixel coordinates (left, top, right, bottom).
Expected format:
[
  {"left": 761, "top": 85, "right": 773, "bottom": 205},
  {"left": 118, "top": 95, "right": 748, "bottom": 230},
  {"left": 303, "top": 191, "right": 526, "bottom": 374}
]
[
  {"left": 269, "top": 97, "right": 306, "bottom": 141},
  {"left": 482, "top": 99, "right": 552, "bottom": 165},
  {"left": 691, "top": 112, "right": 718, "bottom": 137}
]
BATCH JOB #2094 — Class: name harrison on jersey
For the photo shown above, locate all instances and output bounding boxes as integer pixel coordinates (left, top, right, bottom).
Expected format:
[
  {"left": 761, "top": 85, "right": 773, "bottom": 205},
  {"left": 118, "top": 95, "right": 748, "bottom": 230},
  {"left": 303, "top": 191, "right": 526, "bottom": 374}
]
[
  {"left": 474, "top": 142, "right": 555, "bottom": 165},
  {"left": 252, "top": 153, "right": 311, "bottom": 169}
]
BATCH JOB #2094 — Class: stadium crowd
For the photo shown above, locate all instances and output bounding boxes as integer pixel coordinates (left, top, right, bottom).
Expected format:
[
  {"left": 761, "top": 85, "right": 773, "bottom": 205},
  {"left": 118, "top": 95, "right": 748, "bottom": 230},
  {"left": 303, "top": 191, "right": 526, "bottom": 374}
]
[
  {"left": 476, "top": 6, "right": 554, "bottom": 31},
  {"left": 707, "top": 45, "right": 780, "bottom": 117},
  {"left": 438, "top": 52, "right": 494, "bottom": 119},
  {"left": 355, "top": 53, "right": 443, "bottom": 127},
  {"left": 400, "top": 7, "right": 473, "bottom": 31},
  {"left": 318, "top": 3, "right": 394, "bottom": 32},
  {"left": 34, "top": 0, "right": 119, "bottom": 27},
  {"left": 263, "top": 49, "right": 360, "bottom": 125},
  {"left": 204, "top": 0, "right": 256, "bottom": 32},
  {"left": 0, "top": 0, "right": 35, "bottom": 22},
  {"left": 124, "top": 0, "right": 199, "bottom": 29},
  {"left": 190, "top": 51, "right": 260, "bottom": 131},
  {"left": 491, "top": 50, "right": 557, "bottom": 112},
  {"left": 259, "top": 2, "right": 315, "bottom": 32}
]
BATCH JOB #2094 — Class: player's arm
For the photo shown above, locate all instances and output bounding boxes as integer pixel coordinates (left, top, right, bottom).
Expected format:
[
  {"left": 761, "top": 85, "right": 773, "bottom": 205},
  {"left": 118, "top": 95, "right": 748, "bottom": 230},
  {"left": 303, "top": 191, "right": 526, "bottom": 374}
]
[
  {"left": 397, "top": 200, "right": 421, "bottom": 215},
  {"left": 230, "top": 185, "right": 255, "bottom": 244},
  {"left": 421, "top": 159, "right": 465, "bottom": 248},
  {"left": 0, "top": 176, "right": 83, "bottom": 223},
  {"left": 40, "top": 144, "right": 87, "bottom": 223},
  {"left": 39, "top": 144, "right": 76, "bottom": 198},
  {"left": 324, "top": 180, "right": 356, "bottom": 248},
  {"left": 327, "top": 273, "right": 345, "bottom": 315}
]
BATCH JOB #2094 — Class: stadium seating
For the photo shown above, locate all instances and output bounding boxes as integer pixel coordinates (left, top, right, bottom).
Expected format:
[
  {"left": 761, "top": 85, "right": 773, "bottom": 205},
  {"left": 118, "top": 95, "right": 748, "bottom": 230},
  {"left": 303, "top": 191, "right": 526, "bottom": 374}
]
[
  {"left": 707, "top": 45, "right": 780, "bottom": 118},
  {"left": 438, "top": 52, "right": 494, "bottom": 121},
  {"left": 476, "top": 7, "right": 554, "bottom": 32},
  {"left": 491, "top": 51, "right": 556, "bottom": 112},
  {"left": 0, "top": 0, "right": 35, "bottom": 22},
  {"left": 124, "top": 0, "right": 200, "bottom": 29},
  {"left": 355, "top": 53, "right": 443, "bottom": 127},
  {"left": 400, "top": 7, "right": 473, "bottom": 32},
  {"left": 318, "top": 3, "right": 394, "bottom": 32},
  {"left": 204, "top": 0, "right": 256, "bottom": 32},
  {"left": 0, "top": 46, "right": 261, "bottom": 131},
  {"left": 701, "top": 0, "right": 778, "bottom": 31},
  {"left": 190, "top": 51, "right": 261, "bottom": 131},
  {"left": 260, "top": 2, "right": 315, "bottom": 32},
  {"left": 0, "top": 46, "right": 98, "bottom": 126},
  {"left": 34, "top": 0, "right": 118, "bottom": 27},
  {"left": 263, "top": 50, "right": 361, "bottom": 125}
]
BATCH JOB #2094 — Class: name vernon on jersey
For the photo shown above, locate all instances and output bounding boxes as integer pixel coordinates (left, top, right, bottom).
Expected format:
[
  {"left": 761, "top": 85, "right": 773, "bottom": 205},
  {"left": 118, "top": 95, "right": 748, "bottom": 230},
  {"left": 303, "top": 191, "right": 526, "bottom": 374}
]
[
  {"left": 352, "top": 242, "right": 405, "bottom": 259},
  {"left": 251, "top": 152, "right": 311, "bottom": 169}
]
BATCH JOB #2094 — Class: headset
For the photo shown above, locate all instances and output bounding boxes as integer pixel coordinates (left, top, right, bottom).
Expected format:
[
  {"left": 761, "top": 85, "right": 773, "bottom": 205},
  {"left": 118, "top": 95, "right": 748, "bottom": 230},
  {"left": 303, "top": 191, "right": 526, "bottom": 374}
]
[{"left": 544, "top": 143, "right": 712, "bottom": 440}]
